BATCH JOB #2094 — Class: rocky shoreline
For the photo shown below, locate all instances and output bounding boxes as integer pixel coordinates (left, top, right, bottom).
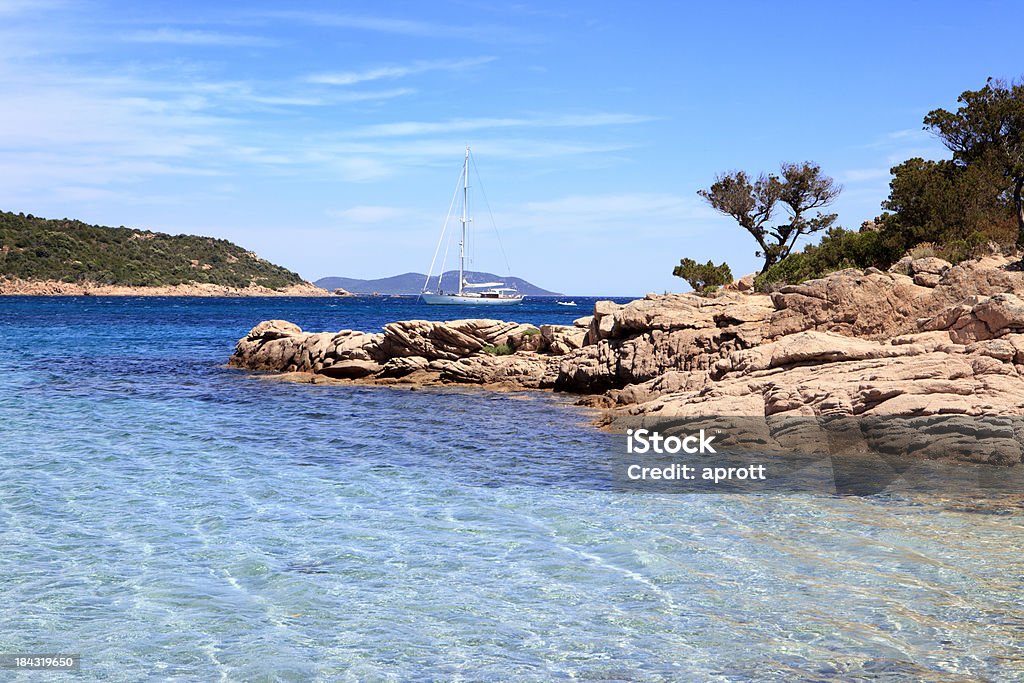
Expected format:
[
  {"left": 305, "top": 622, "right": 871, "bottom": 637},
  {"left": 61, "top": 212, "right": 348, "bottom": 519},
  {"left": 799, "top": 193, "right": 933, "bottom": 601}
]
[
  {"left": 230, "top": 253, "right": 1024, "bottom": 465},
  {"left": 0, "top": 278, "right": 332, "bottom": 297}
]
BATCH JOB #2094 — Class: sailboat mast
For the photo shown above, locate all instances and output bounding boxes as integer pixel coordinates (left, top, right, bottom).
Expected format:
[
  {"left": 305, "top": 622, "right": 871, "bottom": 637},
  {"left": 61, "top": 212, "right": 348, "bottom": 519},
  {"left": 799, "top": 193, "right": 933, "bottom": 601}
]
[{"left": 459, "top": 146, "right": 469, "bottom": 296}]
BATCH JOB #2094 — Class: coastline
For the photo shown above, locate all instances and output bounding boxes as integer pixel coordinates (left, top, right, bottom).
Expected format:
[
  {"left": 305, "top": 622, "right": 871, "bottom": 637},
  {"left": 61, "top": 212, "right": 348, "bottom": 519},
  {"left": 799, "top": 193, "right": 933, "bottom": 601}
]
[
  {"left": 0, "top": 277, "right": 332, "bottom": 297},
  {"left": 229, "top": 252, "right": 1024, "bottom": 466}
]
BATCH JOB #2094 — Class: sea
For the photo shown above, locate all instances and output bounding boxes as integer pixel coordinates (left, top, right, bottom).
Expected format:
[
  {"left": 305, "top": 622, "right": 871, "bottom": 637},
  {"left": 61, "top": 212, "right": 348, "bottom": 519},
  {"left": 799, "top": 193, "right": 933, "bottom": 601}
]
[{"left": 1, "top": 295, "right": 1023, "bottom": 681}]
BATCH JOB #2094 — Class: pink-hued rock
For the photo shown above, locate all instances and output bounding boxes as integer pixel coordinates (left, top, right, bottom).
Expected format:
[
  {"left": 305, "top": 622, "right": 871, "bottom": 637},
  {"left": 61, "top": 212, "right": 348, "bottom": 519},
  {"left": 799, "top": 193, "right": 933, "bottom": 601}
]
[{"left": 229, "top": 252, "right": 1024, "bottom": 463}]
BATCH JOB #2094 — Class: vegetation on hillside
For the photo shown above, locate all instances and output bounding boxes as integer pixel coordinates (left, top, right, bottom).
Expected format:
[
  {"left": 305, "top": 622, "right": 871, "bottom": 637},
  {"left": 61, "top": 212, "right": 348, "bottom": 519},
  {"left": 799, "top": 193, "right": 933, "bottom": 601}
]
[
  {"left": 685, "top": 77, "right": 1024, "bottom": 292},
  {"left": 0, "top": 211, "right": 304, "bottom": 288}
]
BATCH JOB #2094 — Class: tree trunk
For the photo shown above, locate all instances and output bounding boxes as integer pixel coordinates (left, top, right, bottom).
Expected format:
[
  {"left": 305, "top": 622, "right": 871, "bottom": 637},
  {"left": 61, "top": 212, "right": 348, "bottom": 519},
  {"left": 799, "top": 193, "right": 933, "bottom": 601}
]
[{"left": 1016, "top": 176, "right": 1024, "bottom": 248}]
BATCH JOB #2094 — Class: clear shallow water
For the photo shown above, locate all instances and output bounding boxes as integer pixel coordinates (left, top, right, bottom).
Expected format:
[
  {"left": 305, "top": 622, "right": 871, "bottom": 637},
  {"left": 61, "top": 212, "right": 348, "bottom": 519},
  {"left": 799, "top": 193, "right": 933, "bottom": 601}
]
[{"left": 1, "top": 296, "right": 1023, "bottom": 681}]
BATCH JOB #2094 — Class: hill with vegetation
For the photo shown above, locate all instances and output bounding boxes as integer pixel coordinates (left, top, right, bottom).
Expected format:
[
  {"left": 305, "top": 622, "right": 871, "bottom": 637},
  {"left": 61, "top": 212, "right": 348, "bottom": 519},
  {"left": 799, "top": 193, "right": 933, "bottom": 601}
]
[{"left": 0, "top": 211, "right": 306, "bottom": 289}]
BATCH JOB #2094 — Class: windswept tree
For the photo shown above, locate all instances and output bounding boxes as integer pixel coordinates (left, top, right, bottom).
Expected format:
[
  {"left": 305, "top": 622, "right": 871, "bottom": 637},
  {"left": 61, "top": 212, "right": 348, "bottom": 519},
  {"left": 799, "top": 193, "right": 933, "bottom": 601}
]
[
  {"left": 923, "top": 78, "right": 1024, "bottom": 245},
  {"left": 698, "top": 162, "right": 841, "bottom": 273}
]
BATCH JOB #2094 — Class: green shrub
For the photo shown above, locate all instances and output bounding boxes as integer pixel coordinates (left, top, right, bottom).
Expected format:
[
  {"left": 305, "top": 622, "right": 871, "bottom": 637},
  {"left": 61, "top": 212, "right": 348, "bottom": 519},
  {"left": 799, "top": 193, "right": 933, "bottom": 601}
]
[
  {"left": 672, "top": 258, "right": 733, "bottom": 294},
  {"left": 481, "top": 343, "right": 513, "bottom": 356},
  {"left": 754, "top": 227, "right": 904, "bottom": 291},
  {"left": 906, "top": 242, "right": 937, "bottom": 259},
  {"left": 934, "top": 233, "right": 991, "bottom": 264},
  {"left": 522, "top": 328, "right": 540, "bottom": 336}
]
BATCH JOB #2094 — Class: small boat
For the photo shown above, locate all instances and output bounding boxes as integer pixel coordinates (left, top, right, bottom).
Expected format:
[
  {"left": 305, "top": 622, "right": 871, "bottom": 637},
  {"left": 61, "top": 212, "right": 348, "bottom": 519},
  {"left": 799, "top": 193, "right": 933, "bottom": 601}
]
[
  {"left": 556, "top": 300, "right": 577, "bottom": 307},
  {"left": 420, "top": 147, "right": 524, "bottom": 306}
]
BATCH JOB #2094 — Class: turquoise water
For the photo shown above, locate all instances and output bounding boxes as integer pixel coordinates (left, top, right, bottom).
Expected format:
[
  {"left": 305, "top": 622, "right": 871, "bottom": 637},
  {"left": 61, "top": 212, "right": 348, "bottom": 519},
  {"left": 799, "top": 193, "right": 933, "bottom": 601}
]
[{"left": 1, "top": 296, "right": 1023, "bottom": 681}]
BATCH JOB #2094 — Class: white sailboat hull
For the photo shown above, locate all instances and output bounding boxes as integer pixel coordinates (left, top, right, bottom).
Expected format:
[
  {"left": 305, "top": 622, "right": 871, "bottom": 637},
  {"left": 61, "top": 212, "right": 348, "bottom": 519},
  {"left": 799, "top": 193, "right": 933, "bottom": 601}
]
[{"left": 420, "top": 293, "right": 524, "bottom": 305}]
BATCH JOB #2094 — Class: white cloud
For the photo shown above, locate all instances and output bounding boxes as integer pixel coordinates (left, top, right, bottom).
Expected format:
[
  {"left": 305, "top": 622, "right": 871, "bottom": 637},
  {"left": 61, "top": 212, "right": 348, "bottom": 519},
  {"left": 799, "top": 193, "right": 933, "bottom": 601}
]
[
  {"left": 329, "top": 205, "right": 410, "bottom": 223},
  {"left": 332, "top": 88, "right": 416, "bottom": 102},
  {"left": 0, "top": 0, "right": 65, "bottom": 16},
  {"left": 887, "top": 128, "right": 925, "bottom": 140},
  {"left": 256, "top": 9, "right": 536, "bottom": 42},
  {"left": 279, "top": 138, "right": 634, "bottom": 179},
  {"left": 842, "top": 168, "right": 891, "bottom": 183},
  {"left": 124, "top": 28, "right": 278, "bottom": 47},
  {"left": 520, "top": 193, "right": 715, "bottom": 227},
  {"left": 329, "top": 157, "right": 394, "bottom": 182},
  {"left": 0, "top": 87, "right": 226, "bottom": 156},
  {"left": 263, "top": 11, "right": 456, "bottom": 36},
  {"left": 345, "top": 112, "right": 653, "bottom": 138},
  {"left": 307, "top": 57, "right": 495, "bottom": 86}
]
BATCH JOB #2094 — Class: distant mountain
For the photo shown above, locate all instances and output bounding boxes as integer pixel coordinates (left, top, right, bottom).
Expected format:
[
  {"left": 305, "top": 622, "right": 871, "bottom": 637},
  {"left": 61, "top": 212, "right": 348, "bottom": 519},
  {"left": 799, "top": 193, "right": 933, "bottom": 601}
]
[{"left": 316, "top": 271, "right": 561, "bottom": 296}]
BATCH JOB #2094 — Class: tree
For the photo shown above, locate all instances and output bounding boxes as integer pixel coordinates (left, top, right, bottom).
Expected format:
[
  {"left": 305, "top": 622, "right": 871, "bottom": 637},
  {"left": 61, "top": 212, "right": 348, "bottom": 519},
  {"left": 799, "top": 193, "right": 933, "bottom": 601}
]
[
  {"left": 672, "top": 258, "right": 733, "bottom": 294},
  {"left": 699, "top": 162, "right": 841, "bottom": 273},
  {"left": 924, "top": 78, "right": 1024, "bottom": 245},
  {"left": 882, "top": 157, "right": 1016, "bottom": 248}
]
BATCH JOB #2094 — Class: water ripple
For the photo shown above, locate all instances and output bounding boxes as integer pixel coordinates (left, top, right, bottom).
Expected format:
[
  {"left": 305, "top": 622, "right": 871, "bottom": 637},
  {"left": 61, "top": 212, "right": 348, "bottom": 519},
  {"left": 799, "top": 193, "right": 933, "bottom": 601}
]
[{"left": 0, "top": 296, "right": 1022, "bottom": 680}]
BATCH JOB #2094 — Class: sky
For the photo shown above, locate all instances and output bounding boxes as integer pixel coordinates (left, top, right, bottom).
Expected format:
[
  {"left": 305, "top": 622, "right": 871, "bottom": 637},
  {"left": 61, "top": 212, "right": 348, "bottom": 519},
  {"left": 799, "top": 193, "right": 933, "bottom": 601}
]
[{"left": 1, "top": 1, "right": 1022, "bottom": 296}]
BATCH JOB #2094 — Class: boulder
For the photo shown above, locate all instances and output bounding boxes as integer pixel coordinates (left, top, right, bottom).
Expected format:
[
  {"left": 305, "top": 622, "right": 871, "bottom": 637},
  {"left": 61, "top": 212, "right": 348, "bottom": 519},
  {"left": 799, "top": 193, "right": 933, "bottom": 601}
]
[
  {"left": 921, "top": 293, "right": 1024, "bottom": 343},
  {"left": 438, "top": 353, "right": 557, "bottom": 388},
  {"left": 713, "top": 331, "right": 924, "bottom": 377},
  {"left": 768, "top": 269, "right": 934, "bottom": 339},
  {"left": 506, "top": 326, "right": 543, "bottom": 352},
  {"left": 723, "top": 273, "right": 756, "bottom": 292},
  {"left": 246, "top": 319, "right": 302, "bottom": 340},
  {"left": 587, "top": 301, "right": 624, "bottom": 344},
  {"left": 377, "top": 356, "right": 430, "bottom": 378},
  {"left": 539, "top": 324, "right": 587, "bottom": 356},
  {"left": 379, "top": 319, "right": 531, "bottom": 360},
  {"left": 911, "top": 256, "right": 952, "bottom": 276},
  {"left": 319, "top": 360, "right": 381, "bottom": 379}
]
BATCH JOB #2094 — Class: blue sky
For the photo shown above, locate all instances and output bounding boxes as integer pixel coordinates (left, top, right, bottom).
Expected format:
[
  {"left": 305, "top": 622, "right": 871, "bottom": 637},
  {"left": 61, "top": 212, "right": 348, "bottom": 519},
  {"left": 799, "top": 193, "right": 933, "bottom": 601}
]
[{"left": 1, "top": 1, "right": 1022, "bottom": 295}]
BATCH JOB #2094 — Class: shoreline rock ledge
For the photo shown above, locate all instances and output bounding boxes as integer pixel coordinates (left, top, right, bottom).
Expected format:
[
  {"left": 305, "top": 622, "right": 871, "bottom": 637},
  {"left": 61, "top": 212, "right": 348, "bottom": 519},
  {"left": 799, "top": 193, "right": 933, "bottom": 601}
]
[{"left": 230, "top": 253, "right": 1024, "bottom": 465}]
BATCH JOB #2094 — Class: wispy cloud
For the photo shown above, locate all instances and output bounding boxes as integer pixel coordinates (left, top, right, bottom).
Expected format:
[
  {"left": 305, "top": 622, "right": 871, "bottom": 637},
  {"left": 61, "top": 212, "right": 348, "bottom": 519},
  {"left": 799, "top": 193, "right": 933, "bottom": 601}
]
[
  {"left": 887, "top": 128, "right": 925, "bottom": 140},
  {"left": 0, "top": 6, "right": 648, "bottom": 212},
  {"left": 345, "top": 112, "right": 653, "bottom": 138},
  {"left": 520, "top": 193, "right": 715, "bottom": 229},
  {"left": 266, "top": 11, "right": 456, "bottom": 36},
  {"left": 307, "top": 57, "right": 494, "bottom": 86},
  {"left": 329, "top": 205, "right": 411, "bottom": 223},
  {"left": 842, "top": 168, "right": 891, "bottom": 183},
  {"left": 125, "top": 28, "right": 279, "bottom": 48},
  {"left": 260, "top": 10, "right": 516, "bottom": 41},
  {"left": 0, "top": 0, "right": 65, "bottom": 16},
  {"left": 297, "top": 138, "right": 636, "bottom": 170}
]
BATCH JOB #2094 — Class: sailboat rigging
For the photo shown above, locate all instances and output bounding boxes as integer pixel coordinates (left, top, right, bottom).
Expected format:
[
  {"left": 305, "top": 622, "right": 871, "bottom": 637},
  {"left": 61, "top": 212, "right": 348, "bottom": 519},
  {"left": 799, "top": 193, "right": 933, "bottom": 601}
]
[{"left": 420, "top": 147, "right": 524, "bottom": 305}]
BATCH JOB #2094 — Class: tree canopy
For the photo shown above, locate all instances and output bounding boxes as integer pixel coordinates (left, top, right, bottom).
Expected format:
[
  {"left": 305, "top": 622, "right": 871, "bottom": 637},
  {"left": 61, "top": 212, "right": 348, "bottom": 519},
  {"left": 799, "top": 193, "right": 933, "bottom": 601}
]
[
  {"left": 711, "top": 77, "right": 1024, "bottom": 293},
  {"left": 923, "top": 78, "right": 1024, "bottom": 244},
  {"left": 882, "top": 156, "right": 1016, "bottom": 247},
  {"left": 698, "top": 162, "right": 841, "bottom": 273}
]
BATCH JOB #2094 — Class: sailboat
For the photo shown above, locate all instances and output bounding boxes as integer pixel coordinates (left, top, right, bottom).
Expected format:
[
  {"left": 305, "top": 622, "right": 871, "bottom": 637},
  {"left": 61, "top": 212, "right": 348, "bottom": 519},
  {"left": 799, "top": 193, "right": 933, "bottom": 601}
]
[{"left": 420, "top": 147, "right": 525, "bottom": 305}]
